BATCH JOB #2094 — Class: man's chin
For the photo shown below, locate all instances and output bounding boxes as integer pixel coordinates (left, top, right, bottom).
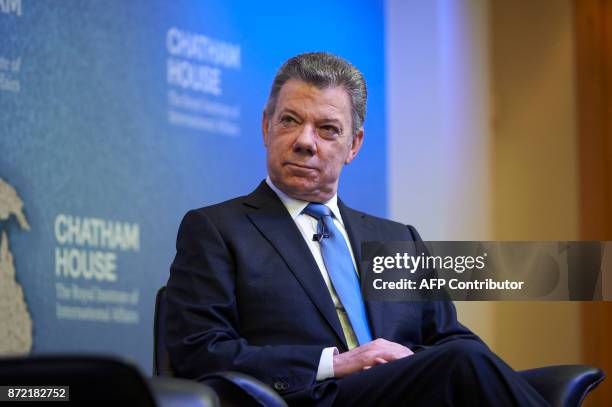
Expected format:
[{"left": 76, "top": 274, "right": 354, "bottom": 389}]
[
  {"left": 276, "top": 179, "right": 335, "bottom": 202},
  {"left": 282, "top": 181, "right": 318, "bottom": 198}
]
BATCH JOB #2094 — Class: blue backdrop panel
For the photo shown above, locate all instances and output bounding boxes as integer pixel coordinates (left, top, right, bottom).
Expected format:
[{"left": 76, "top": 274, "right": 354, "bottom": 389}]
[{"left": 0, "top": 0, "right": 386, "bottom": 371}]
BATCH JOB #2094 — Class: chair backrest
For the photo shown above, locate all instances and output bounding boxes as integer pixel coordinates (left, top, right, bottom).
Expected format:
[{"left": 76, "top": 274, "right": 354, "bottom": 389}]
[
  {"left": 154, "top": 286, "right": 175, "bottom": 376},
  {"left": 0, "top": 355, "right": 157, "bottom": 404}
]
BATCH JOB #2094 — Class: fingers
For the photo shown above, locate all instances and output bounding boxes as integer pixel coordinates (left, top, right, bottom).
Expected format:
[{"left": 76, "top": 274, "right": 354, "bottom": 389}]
[
  {"left": 362, "top": 339, "right": 412, "bottom": 362},
  {"left": 362, "top": 356, "right": 392, "bottom": 371},
  {"left": 334, "top": 339, "right": 414, "bottom": 377}
]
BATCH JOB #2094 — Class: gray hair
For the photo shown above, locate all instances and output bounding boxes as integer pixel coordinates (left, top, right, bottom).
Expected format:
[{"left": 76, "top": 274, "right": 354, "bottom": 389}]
[{"left": 264, "top": 52, "right": 367, "bottom": 135}]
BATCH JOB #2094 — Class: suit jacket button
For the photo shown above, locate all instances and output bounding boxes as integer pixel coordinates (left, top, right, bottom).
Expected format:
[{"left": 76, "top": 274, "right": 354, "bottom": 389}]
[{"left": 273, "top": 382, "right": 283, "bottom": 391}]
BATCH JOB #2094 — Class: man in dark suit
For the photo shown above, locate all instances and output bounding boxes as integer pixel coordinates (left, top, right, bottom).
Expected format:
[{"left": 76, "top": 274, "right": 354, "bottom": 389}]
[{"left": 166, "top": 52, "right": 549, "bottom": 406}]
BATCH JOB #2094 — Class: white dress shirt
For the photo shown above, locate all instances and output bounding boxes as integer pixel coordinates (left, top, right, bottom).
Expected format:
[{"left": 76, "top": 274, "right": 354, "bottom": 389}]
[{"left": 265, "top": 177, "right": 360, "bottom": 381}]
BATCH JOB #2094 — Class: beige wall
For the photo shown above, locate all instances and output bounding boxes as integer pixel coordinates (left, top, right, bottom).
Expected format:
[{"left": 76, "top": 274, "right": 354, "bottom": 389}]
[
  {"left": 386, "top": 0, "right": 495, "bottom": 346},
  {"left": 490, "top": 0, "right": 582, "bottom": 369},
  {"left": 387, "top": 0, "right": 582, "bottom": 369}
]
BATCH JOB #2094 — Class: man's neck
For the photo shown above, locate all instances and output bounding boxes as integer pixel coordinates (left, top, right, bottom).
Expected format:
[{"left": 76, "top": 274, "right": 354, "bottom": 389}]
[
  {"left": 265, "top": 176, "right": 338, "bottom": 206},
  {"left": 265, "top": 176, "right": 345, "bottom": 225}
]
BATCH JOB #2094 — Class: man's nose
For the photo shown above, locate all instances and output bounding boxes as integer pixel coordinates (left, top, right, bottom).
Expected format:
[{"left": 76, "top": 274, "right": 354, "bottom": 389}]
[{"left": 292, "top": 124, "right": 317, "bottom": 155}]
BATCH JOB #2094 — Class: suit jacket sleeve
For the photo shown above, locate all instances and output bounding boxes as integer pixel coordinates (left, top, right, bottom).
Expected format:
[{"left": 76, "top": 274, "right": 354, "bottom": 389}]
[{"left": 165, "top": 209, "right": 324, "bottom": 391}]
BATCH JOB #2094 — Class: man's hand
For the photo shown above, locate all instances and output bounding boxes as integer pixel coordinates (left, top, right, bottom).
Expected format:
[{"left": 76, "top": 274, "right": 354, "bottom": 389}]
[{"left": 333, "top": 338, "right": 414, "bottom": 378}]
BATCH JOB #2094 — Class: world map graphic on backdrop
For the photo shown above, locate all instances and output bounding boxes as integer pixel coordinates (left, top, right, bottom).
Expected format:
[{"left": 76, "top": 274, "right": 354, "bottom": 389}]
[{"left": 0, "top": 177, "right": 32, "bottom": 354}]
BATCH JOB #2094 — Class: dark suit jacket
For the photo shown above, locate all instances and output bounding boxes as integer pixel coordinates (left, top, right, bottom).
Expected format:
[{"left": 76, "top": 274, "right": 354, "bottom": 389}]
[{"left": 165, "top": 181, "right": 481, "bottom": 402}]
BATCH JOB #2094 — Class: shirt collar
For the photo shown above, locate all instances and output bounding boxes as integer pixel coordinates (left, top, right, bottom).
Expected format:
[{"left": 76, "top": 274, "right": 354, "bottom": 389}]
[{"left": 265, "top": 176, "right": 344, "bottom": 224}]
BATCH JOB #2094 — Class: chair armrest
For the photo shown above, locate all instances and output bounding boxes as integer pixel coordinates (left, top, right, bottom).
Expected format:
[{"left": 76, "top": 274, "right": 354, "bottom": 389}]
[
  {"left": 519, "top": 365, "right": 605, "bottom": 407},
  {"left": 200, "top": 371, "right": 288, "bottom": 407},
  {"left": 149, "top": 377, "right": 220, "bottom": 407}
]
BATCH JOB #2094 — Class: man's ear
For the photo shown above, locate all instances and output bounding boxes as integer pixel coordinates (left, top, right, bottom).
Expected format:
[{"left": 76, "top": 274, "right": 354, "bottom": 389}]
[
  {"left": 262, "top": 110, "right": 270, "bottom": 147},
  {"left": 345, "top": 128, "right": 364, "bottom": 164}
]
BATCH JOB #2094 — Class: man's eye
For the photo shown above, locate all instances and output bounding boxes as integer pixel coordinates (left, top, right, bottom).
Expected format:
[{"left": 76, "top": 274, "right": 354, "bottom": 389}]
[
  {"left": 319, "top": 125, "right": 340, "bottom": 137},
  {"left": 280, "top": 116, "right": 297, "bottom": 124}
]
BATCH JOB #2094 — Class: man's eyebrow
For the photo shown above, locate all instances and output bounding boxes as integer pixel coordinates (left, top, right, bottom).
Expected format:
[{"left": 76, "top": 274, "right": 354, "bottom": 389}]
[
  {"left": 278, "top": 108, "right": 301, "bottom": 117},
  {"left": 279, "top": 108, "right": 344, "bottom": 127},
  {"left": 317, "top": 118, "right": 342, "bottom": 125}
]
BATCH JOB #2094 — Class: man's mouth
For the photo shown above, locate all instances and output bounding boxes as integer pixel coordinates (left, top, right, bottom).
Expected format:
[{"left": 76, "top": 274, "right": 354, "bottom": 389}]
[{"left": 285, "top": 162, "right": 317, "bottom": 171}]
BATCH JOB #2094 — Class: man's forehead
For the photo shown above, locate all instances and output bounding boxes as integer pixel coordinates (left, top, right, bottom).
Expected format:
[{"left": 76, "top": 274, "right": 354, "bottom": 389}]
[{"left": 276, "top": 80, "right": 351, "bottom": 117}]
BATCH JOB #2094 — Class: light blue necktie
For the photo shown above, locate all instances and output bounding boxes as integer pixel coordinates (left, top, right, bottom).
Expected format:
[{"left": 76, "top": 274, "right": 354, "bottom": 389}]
[{"left": 303, "top": 203, "right": 373, "bottom": 345}]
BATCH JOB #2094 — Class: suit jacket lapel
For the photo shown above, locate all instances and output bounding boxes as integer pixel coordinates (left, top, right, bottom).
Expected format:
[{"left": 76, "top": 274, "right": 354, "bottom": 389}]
[
  {"left": 338, "top": 200, "right": 387, "bottom": 340},
  {"left": 244, "top": 181, "right": 348, "bottom": 349}
]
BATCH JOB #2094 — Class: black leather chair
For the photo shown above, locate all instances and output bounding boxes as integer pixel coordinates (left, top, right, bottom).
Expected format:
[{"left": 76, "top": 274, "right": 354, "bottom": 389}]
[
  {"left": 150, "top": 375, "right": 220, "bottom": 407},
  {"left": 155, "top": 286, "right": 605, "bottom": 406},
  {"left": 0, "top": 355, "right": 219, "bottom": 406}
]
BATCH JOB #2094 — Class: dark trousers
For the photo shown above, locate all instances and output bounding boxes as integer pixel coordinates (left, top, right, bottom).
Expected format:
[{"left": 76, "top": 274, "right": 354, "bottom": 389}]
[{"left": 288, "top": 339, "right": 550, "bottom": 407}]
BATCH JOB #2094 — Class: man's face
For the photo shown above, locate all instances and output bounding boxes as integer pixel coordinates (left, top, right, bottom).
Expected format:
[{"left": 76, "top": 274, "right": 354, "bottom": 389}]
[{"left": 263, "top": 79, "right": 363, "bottom": 202}]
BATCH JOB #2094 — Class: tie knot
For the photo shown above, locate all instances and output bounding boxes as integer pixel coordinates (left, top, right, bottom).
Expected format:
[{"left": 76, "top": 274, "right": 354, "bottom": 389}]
[{"left": 303, "top": 202, "right": 332, "bottom": 220}]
